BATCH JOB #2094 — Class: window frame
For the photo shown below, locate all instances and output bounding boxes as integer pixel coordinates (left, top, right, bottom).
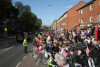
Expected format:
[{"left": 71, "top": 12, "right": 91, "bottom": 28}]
[
  {"left": 90, "top": 4, "right": 93, "bottom": 11},
  {"left": 80, "top": 18, "right": 84, "bottom": 23},
  {"left": 79, "top": 9, "right": 83, "bottom": 14},
  {"left": 80, "top": 9, "right": 83, "bottom": 14},
  {"left": 99, "top": 0, "right": 100, "bottom": 6},
  {"left": 98, "top": 13, "right": 100, "bottom": 22},
  {"left": 90, "top": 16, "right": 93, "bottom": 22}
]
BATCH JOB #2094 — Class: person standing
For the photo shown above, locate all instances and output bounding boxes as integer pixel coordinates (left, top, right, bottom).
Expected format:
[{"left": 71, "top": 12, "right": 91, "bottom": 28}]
[
  {"left": 23, "top": 37, "right": 28, "bottom": 53},
  {"left": 48, "top": 50, "right": 56, "bottom": 67},
  {"left": 95, "top": 25, "right": 98, "bottom": 40},
  {"left": 98, "top": 25, "right": 100, "bottom": 40},
  {"left": 91, "top": 25, "right": 95, "bottom": 36}
]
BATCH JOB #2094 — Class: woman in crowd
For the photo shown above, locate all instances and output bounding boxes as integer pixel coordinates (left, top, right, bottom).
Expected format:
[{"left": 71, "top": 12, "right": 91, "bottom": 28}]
[
  {"left": 95, "top": 25, "right": 98, "bottom": 40},
  {"left": 32, "top": 28, "right": 100, "bottom": 67}
]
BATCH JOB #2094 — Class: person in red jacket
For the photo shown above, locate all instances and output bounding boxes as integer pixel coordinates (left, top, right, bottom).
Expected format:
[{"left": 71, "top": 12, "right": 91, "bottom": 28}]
[{"left": 37, "top": 40, "right": 41, "bottom": 46}]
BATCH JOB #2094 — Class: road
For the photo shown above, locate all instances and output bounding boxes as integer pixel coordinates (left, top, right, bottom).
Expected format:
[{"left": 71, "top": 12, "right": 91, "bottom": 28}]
[{"left": 0, "top": 35, "right": 34, "bottom": 67}]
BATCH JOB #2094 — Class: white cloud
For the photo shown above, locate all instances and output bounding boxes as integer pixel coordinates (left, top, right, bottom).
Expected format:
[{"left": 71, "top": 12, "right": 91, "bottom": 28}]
[{"left": 66, "top": 5, "right": 73, "bottom": 9}]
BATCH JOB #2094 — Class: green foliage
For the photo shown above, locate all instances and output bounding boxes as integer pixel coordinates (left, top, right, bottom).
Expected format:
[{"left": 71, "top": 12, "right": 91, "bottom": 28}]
[
  {"left": 14, "top": 1, "right": 42, "bottom": 31},
  {"left": 35, "top": 19, "right": 42, "bottom": 29},
  {"left": 0, "top": 0, "right": 13, "bottom": 21},
  {"left": 0, "top": 0, "right": 42, "bottom": 32}
]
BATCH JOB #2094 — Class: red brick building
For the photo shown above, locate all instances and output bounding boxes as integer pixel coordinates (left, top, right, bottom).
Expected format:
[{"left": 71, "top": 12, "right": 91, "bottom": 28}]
[
  {"left": 56, "top": 0, "right": 100, "bottom": 31},
  {"left": 76, "top": 0, "right": 100, "bottom": 31},
  {"left": 57, "top": 1, "right": 85, "bottom": 31}
]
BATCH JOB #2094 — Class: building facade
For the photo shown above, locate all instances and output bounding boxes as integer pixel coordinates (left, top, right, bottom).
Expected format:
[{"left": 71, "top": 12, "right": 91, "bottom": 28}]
[
  {"left": 57, "top": 1, "right": 85, "bottom": 31},
  {"left": 56, "top": 0, "right": 100, "bottom": 31},
  {"left": 51, "top": 20, "right": 57, "bottom": 30},
  {"left": 76, "top": 0, "right": 100, "bottom": 31}
]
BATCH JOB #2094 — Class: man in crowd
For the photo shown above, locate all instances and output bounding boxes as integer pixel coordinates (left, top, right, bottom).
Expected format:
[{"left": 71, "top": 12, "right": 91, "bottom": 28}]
[{"left": 32, "top": 27, "right": 100, "bottom": 67}]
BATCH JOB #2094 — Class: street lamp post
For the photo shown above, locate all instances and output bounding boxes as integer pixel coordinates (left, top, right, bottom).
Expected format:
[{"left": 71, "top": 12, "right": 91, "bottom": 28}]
[
  {"left": 4, "top": 7, "right": 8, "bottom": 39},
  {"left": 48, "top": 5, "right": 57, "bottom": 31}
]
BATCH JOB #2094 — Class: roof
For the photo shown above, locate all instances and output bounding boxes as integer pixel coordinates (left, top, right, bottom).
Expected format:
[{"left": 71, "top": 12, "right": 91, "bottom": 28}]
[
  {"left": 57, "top": 1, "right": 85, "bottom": 21},
  {"left": 76, "top": 0, "right": 95, "bottom": 11},
  {"left": 57, "top": 11, "right": 67, "bottom": 21}
]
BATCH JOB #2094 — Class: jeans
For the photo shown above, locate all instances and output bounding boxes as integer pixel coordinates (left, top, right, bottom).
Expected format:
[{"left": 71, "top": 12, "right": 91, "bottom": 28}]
[{"left": 24, "top": 46, "right": 27, "bottom": 53}]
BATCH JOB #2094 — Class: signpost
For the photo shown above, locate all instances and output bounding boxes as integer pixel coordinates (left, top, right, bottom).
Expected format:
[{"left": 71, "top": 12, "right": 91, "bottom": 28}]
[{"left": 4, "top": 28, "right": 8, "bottom": 38}]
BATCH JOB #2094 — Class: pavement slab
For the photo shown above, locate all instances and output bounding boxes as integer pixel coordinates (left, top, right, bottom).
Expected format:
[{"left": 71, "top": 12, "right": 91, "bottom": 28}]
[{"left": 18, "top": 52, "right": 37, "bottom": 67}]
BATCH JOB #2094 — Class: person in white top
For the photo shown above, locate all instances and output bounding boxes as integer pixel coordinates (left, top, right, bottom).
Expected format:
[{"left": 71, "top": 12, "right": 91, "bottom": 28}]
[{"left": 46, "top": 35, "right": 50, "bottom": 43}]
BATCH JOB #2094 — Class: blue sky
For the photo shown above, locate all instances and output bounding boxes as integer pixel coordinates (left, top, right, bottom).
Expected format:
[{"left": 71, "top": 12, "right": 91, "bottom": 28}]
[{"left": 12, "top": 0, "right": 90, "bottom": 26}]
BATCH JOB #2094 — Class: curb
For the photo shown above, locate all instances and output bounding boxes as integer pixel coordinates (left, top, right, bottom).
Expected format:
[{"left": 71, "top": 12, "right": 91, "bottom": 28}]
[{"left": 0, "top": 36, "right": 16, "bottom": 41}]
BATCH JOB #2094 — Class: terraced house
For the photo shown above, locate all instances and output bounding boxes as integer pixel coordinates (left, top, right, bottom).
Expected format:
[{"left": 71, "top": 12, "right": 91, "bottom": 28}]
[{"left": 56, "top": 0, "right": 100, "bottom": 31}]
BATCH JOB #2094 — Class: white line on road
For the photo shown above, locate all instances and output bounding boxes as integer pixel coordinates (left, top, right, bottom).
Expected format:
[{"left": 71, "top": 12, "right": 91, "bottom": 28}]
[
  {"left": 23, "top": 56, "right": 26, "bottom": 59},
  {"left": 4, "top": 46, "right": 14, "bottom": 51},
  {"left": 16, "top": 62, "right": 21, "bottom": 67}
]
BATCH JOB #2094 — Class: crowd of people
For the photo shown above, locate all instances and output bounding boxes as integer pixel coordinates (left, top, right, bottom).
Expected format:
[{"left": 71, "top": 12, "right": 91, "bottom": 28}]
[{"left": 32, "top": 25, "right": 100, "bottom": 67}]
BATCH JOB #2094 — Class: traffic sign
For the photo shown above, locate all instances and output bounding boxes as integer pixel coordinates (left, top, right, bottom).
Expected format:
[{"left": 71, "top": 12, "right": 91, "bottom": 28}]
[{"left": 5, "top": 28, "right": 7, "bottom": 31}]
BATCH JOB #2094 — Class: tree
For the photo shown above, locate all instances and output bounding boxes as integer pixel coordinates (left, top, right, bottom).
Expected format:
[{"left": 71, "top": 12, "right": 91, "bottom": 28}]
[
  {"left": 14, "top": 2, "right": 42, "bottom": 31},
  {"left": 14, "top": 2, "right": 31, "bottom": 17},
  {"left": 35, "top": 19, "right": 42, "bottom": 29},
  {"left": 0, "top": 0, "right": 12, "bottom": 21},
  {"left": 0, "top": 0, "right": 19, "bottom": 37}
]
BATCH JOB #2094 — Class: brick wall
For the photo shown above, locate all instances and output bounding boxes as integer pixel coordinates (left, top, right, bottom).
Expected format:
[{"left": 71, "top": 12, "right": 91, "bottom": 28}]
[
  {"left": 57, "top": 0, "right": 100, "bottom": 32},
  {"left": 56, "top": 1, "right": 85, "bottom": 31},
  {"left": 77, "top": 0, "right": 100, "bottom": 31}
]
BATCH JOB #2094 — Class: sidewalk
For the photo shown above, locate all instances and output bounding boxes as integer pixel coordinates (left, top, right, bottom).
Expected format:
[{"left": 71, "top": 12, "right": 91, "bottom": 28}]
[
  {"left": 0, "top": 36, "right": 16, "bottom": 41},
  {"left": 18, "top": 51, "right": 48, "bottom": 67},
  {"left": 18, "top": 52, "right": 37, "bottom": 67}
]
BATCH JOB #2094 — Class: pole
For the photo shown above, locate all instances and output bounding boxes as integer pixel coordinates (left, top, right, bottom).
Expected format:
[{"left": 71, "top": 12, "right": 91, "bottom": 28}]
[
  {"left": 6, "top": 22, "right": 8, "bottom": 39},
  {"left": 4, "top": 8, "right": 6, "bottom": 37},
  {"left": 4, "top": 22, "right": 5, "bottom": 36},
  {"left": 48, "top": 5, "right": 56, "bottom": 31}
]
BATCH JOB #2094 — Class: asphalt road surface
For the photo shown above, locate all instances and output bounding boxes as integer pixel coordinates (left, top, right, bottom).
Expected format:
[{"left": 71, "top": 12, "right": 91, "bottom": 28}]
[{"left": 0, "top": 35, "right": 34, "bottom": 67}]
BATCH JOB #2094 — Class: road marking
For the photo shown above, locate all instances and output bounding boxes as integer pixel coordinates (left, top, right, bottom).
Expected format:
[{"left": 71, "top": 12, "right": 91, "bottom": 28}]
[
  {"left": 4, "top": 46, "right": 14, "bottom": 51},
  {"left": 23, "top": 56, "right": 26, "bottom": 59},
  {"left": 16, "top": 62, "right": 21, "bottom": 67}
]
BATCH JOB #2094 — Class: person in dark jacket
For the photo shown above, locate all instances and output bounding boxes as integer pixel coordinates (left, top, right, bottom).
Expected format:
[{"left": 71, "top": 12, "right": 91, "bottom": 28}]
[
  {"left": 98, "top": 25, "right": 100, "bottom": 40},
  {"left": 95, "top": 25, "right": 98, "bottom": 40},
  {"left": 53, "top": 42, "right": 59, "bottom": 54},
  {"left": 86, "top": 44, "right": 100, "bottom": 67},
  {"left": 91, "top": 25, "right": 95, "bottom": 36}
]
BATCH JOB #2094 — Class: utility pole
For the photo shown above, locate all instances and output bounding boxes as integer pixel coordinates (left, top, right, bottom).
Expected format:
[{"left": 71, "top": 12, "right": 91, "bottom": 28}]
[{"left": 48, "top": 5, "right": 57, "bottom": 31}]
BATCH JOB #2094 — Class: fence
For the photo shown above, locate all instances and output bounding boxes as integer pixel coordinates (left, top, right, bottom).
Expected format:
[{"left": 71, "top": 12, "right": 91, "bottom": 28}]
[{"left": 32, "top": 45, "right": 48, "bottom": 67}]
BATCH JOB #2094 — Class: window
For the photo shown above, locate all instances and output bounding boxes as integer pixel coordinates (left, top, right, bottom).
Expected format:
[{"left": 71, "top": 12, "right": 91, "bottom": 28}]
[
  {"left": 63, "top": 16, "right": 64, "bottom": 19},
  {"left": 65, "top": 21, "right": 67, "bottom": 25},
  {"left": 65, "top": 14, "right": 67, "bottom": 17},
  {"left": 90, "top": 16, "right": 93, "bottom": 22},
  {"left": 90, "top": 4, "right": 93, "bottom": 11},
  {"left": 79, "top": 9, "right": 83, "bottom": 14},
  {"left": 80, "top": 18, "right": 84, "bottom": 23},
  {"left": 98, "top": 14, "right": 100, "bottom": 21},
  {"left": 61, "top": 23, "right": 64, "bottom": 26},
  {"left": 99, "top": 0, "right": 100, "bottom": 6}
]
